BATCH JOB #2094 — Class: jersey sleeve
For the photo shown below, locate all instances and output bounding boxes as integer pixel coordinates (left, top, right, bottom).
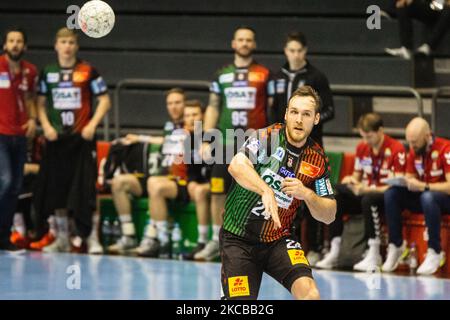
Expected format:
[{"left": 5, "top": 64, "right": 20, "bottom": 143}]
[
  {"left": 89, "top": 67, "right": 108, "bottom": 96},
  {"left": 406, "top": 148, "right": 417, "bottom": 175},
  {"left": 313, "top": 155, "right": 335, "bottom": 199},
  {"left": 37, "top": 69, "right": 48, "bottom": 96},
  {"left": 354, "top": 143, "right": 364, "bottom": 173},
  {"left": 442, "top": 143, "right": 450, "bottom": 174}
]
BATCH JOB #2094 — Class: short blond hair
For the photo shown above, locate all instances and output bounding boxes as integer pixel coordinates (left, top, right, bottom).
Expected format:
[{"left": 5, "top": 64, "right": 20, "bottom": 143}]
[{"left": 55, "top": 27, "right": 78, "bottom": 43}]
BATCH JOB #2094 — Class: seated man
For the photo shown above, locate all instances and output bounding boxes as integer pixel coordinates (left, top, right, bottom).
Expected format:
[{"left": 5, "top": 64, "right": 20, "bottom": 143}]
[
  {"left": 316, "top": 113, "right": 406, "bottom": 271},
  {"left": 386, "top": 0, "right": 450, "bottom": 59},
  {"left": 107, "top": 88, "right": 185, "bottom": 254},
  {"left": 136, "top": 100, "right": 205, "bottom": 258},
  {"left": 383, "top": 117, "right": 450, "bottom": 275}
]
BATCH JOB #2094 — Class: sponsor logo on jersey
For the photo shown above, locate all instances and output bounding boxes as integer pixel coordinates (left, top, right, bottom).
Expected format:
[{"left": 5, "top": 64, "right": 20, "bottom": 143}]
[
  {"left": 261, "top": 169, "right": 293, "bottom": 209},
  {"left": 51, "top": 87, "right": 81, "bottom": 110},
  {"left": 219, "top": 73, "right": 234, "bottom": 84},
  {"left": 279, "top": 166, "right": 295, "bottom": 178},
  {"left": 164, "top": 121, "right": 174, "bottom": 131},
  {"left": 299, "top": 161, "right": 321, "bottom": 178},
  {"left": 248, "top": 72, "right": 265, "bottom": 82},
  {"left": 0, "top": 72, "right": 10, "bottom": 88},
  {"left": 73, "top": 71, "right": 89, "bottom": 83},
  {"left": 244, "top": 137, "right": 260, "bottom": 155},
  {"left": 46, "top": 72, "right": 59, "bottom": 83},
  {"left": 272, "top": 147, "right": 285, "bottom": 162},
  {"left": 432, "top": 150, "right": 439, "bottom": 160},
  {"left": 228, "top": 276, "right": 250, "bottom": 298},
  {"left": 276, "top": 79, "right": 285, "bottom": 94},
  {"left": 288, "top": 249, "right": 309, "bottom": 266},
  {"left": 430, "top": 169, "right": 443, "bottom": 177},
  {"left": 384, "top": 148, "right": 391, "bottom": 157},
  {"left": 315, "top": 177, "right": 333, "bottom": 196},
  {"left": 414, "top": 160, "right": 424, "bottom": 176},
  {"left": 224, "top": 87, "right": 256, "bottom": 109}
]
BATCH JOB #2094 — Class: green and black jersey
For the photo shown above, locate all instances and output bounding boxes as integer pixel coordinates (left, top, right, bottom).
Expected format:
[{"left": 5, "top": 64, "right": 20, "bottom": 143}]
[{"left": 223, "top": 123, "right": 334, "bottom": 243}]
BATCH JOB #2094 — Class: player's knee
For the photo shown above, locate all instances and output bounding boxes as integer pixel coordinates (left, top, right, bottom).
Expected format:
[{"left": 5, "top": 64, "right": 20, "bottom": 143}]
[
  {"left": 291, "top": 278, "right": 320, "bottom": 300},
  {"left": 148, "top": 177, "right": 162, "bottom": 196},
  {"left": 111, "top": 176, "right": 125, "bottom": 193},
  {"left": 195, "top": 186, "right": 209, "bottom": 201}
]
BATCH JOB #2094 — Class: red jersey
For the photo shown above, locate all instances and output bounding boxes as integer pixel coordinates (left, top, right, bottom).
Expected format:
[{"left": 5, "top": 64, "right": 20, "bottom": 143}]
[
  {"left": 406, "top": 136, "right": 450, "bottom": 183},
  {"left": 0, "top": 54, "right": 37, "bottom": 136},
  {"left": 354, "top": 134, "right": 406, "bottom": 186}
]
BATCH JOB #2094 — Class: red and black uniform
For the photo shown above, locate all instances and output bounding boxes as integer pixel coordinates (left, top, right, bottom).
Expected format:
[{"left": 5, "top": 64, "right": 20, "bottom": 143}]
[
  {"left": 330, "top": 134, "right": 406, "bottom": 242},
  {"left": 0, "top": 54, "right": 37, "bottom": 247},
  {"left": 385, "top": 136, "right": 450, "bottom": 253}
]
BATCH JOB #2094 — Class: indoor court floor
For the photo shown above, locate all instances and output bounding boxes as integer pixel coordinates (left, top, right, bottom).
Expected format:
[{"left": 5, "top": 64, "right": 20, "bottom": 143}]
[{"left": 1, "top": 252, "right": 449, "bottom": 300}]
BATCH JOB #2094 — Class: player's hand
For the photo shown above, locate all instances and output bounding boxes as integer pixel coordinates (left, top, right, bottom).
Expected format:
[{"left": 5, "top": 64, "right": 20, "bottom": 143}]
[
  {"left": 123, "top": 134, "right": 140, "bottom": 145},
  {"left": 43, "top": 124, "right": 58, "bottom": 141},
  {"left": 81, "top": 123, "right": 96, "bottom": 141},
  {"left": 406, "top": 177, "right": 426, "bottom": 192},
  {"left": 281, "top": 177, "right": 311, "bottom": 200},
  {"left": 348, "top": 182, "right": 365, "bottom": 196},
  {"left": 261, "top": 189, "right": 281, "bottom": 229},
  {"left": 22, "top": 118, "right": 36, "bottom": 138},
  {"left": 342, "top": 175, "right": 358, "bottom": 185},
  {"left": 200, "top": 142, "right": 212, "bottom": 161}
]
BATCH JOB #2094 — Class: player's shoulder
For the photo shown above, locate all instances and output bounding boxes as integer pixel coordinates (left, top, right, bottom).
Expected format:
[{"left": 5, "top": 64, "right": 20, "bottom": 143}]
[
  {"left": 435, "top": 136, "right": 450, "bottom": 149},
  {"left": 356, "top": 140, "right": 369, "bottom": 154},
  {"left": 306, "top": 138, "right": 327, "bottom": 159},
  {"left": 250, "top": 61, "right": 270, "bottom": 74},
  {"left": 21, "top": 60, "right": 37, "bottom": 74},
  {"left": 385, "top": 134, "right": 405, "bottom": 151},
  {"left": 215, "top": 63, "right": 235, "bottom": 75}
]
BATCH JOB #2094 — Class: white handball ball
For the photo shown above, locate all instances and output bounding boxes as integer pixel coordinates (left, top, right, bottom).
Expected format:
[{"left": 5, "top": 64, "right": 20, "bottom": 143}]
[{"left": 78, "top": 0, "right": 115, "bottom": 38}]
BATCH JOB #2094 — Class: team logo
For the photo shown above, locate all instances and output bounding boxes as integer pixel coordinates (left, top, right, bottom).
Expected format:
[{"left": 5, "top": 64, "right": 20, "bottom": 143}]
[
  {"left": 299, "top": 161, "right": 321, "bottom": 178},
  {"left": 398, "top": 152, "right": 406, "bottom": 166},
  {"left": 384, "top": 148, "right": 391, "bottom": 157},
  {"left": 228, "top": 276, "right": 250, "bottom": 298},
  {"left": 237, "top": 73, "right": 245, "bottom": 81},
  {"left": 287, "top": 156, "right": 294, "bottom": 168},
  {"left": 272, "top": 147, "right": 285, "bottom": 162},
  {"left": 445, "top": 152, "right": 450, "bottom": 165},
  {"left": 432, "top": 150, "right": 439, "bottom": 160},
  {"left": 164, "top": 121, "right": 174, "bottom": 131}
]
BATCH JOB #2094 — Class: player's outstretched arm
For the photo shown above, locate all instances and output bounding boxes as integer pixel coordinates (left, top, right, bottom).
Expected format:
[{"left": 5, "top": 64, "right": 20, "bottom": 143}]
[{"left": 229, "top": 153, "right": 281, "bottom": 228}]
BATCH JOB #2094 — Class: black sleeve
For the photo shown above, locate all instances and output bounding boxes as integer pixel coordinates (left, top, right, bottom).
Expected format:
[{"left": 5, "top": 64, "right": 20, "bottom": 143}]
[{"left": 315, "top": 72, "right": 334, "bottom": 124}]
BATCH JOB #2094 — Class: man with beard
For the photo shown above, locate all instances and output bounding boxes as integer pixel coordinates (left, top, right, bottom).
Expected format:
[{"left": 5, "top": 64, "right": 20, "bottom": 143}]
[
  {"left": 220, "top": 86, "right": 336, "bottom": 300},
  {"left": 198, "top": 26, "right": 273, "bottom": 261},
  {"left": 383, "top": 117, "right": 450, "bottom": 275},
  {"left": 0, "top": 27, "right": 37, "bottom": 253}
]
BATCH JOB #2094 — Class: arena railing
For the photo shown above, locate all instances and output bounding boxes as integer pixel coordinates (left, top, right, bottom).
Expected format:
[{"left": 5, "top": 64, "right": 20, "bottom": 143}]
[
  {"left": 111, "top": 79, "right": 211, "bottom": 141},
  {"left": 431, "top": 86, "right": 450, "bottom": 133}
]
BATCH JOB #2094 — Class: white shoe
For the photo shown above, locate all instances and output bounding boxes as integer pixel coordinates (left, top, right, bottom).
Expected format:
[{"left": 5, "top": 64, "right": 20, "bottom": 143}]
[
  {"left": 382, "top": 241, "right": 407, "bottom": 272},
  {"left": 194, "top": 240, "right": 219, "bottom": 261},
  {"left": 315, "top": 237, "right": 341, "bottom": 269},
  {"left": 306, "top": 250, "right": 322, "bottom": 267},
  {"left": 385, "top": 47, "right": 412, "bottom": 60},
  {"left": 353, "top": 239, "right": 382, "bottom": 272},
  {"left": 88, "top": 237, "right": 104, "bottom": 255},
  {"left": 43, "top": 236, "right": 71, "bottom": 253},
  {"left": 417, "top": 248, "right": 446, "bottom": 275},
  {"left": 108, "top": 236, "right": 137, "bottom": 254},
  {"left": 416, "top": 43, "right": 431, "bottom": 56}
]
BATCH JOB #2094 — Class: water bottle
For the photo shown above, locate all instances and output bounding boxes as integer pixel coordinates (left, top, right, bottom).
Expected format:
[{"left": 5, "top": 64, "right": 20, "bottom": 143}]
[
  {"left": 101, "top": 217, "right": 113, "bottom": 248},
  {"left": 409, "top": 242, "right": 418, "bottom": 274},
  {"left": 171, "top": 223, "right": 183, "bottom": 260}
]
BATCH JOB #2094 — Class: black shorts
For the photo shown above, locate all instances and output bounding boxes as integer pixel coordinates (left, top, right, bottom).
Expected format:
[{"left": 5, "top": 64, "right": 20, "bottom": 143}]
[
  {"left": 210, "top": 163, "right": 232, "bottom": 195},
  {"left": 138, "top": 176, "right": 148, "bottom": 197},
  {"left": 220, "top": 229, "right": 313, "bottom": 300},
  {"left": 174, "top": 178, "right": 190, "bottom": 205}
]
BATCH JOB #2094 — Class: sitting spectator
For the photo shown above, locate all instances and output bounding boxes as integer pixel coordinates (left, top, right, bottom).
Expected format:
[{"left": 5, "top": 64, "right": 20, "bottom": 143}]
[
  {"left": 386, "top": 0, "right": 450, "bottom": 59},
  {"left": 383, "top": 117, "right": 450, "bottom": 275},
  {"left": 107, "top": 88, "right": 185, "bottom": 254},
  {"left": 316, "top": 113, "right": 406, "bottom": 271},
  {"left": 136, "top": 100, "right": 205, "bottom": 258}
]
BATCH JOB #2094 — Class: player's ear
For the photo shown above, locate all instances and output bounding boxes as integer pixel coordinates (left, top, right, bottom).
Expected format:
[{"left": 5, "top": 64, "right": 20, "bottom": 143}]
[
  {"left": 284, "top": 107, "right": 288, "bottom": 122},
  {"left": 314, "top": 112, "right": 320, "bottom": 125}
]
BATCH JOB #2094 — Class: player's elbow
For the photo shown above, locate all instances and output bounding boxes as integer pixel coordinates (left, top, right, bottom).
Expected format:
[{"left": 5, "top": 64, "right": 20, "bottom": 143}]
[{"left": 228, "top": 154, "right": 247, "bottom": 179}]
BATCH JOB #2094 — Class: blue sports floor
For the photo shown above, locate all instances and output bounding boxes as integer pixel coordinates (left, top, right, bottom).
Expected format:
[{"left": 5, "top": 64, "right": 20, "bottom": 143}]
[{"left": 1, "top": 252, "right": 450, "bottom": 300}]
